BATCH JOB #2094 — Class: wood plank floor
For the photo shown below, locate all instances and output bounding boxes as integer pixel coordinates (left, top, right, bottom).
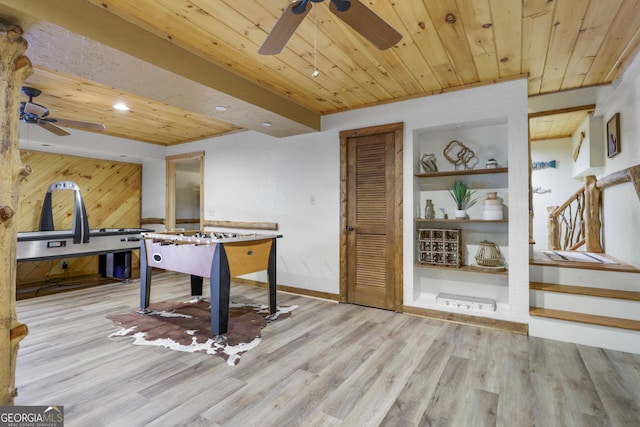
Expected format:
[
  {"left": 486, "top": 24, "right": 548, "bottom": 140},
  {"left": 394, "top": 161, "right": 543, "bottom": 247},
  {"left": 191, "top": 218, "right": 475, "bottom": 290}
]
[{"left": 15, "top": 272, "right": 640, "bottom": 426}]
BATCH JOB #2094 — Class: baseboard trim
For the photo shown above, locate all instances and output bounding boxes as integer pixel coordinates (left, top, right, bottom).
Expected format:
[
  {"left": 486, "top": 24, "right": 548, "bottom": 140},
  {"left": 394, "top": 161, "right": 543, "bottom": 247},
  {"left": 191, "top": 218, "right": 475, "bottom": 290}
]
[
  {"left": 231, "top": 277, "right": 341, "bottom": 302},
  {"left": 403, "top": 305, "right": 529, "bottom": 334},
  {"left": 232, "top": 278, "right": 529, "bottom": 333}
]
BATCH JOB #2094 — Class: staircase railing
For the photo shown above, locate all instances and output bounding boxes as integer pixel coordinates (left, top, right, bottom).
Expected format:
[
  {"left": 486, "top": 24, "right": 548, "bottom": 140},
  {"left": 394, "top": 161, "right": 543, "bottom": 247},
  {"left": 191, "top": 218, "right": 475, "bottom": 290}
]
[
  {"left": 547, "top": 164, "right": 640, "bottom": 253},
  {"left": 547, "top": 186, "right": 587, "bottom": 251}
]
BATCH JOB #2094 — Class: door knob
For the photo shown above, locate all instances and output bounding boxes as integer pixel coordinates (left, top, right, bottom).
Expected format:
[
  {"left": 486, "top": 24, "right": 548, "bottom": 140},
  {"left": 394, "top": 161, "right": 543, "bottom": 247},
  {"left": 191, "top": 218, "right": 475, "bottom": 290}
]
[{"left": 346, "top": 225, "right": 355, "bottom": 232}]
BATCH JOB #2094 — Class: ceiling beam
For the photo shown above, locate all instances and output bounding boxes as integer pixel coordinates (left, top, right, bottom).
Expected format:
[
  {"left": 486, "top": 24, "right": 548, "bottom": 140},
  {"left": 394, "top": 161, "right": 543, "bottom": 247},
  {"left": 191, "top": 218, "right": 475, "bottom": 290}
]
[{"left": 1, "top": 0, "right": 321, "bottom": 132}]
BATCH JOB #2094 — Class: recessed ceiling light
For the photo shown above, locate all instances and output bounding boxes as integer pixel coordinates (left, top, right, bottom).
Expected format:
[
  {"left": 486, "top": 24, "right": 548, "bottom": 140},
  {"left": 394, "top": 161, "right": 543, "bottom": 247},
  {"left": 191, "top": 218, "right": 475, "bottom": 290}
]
[
  {"left": 41, "top": 143, "right": 50, "bottom": 147},
  {"left": 113, "top": 102, "right": 129, "bottom": 111},
  {"left": 262, "top": 121, "right": 272, "bottom": 127},
  {"left": 215, "top": 106, "right": 227, "bottom": 112}
]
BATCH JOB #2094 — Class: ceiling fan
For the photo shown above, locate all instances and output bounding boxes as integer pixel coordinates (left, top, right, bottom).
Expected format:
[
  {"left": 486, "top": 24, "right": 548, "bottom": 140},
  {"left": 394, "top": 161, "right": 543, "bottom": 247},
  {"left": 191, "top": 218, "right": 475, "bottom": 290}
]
[
  {"left": 19, "top": 87, "right": 106, "bottom": 136},
  {"left": 259, "top": 0, "right": 402, "bottom": 55}
]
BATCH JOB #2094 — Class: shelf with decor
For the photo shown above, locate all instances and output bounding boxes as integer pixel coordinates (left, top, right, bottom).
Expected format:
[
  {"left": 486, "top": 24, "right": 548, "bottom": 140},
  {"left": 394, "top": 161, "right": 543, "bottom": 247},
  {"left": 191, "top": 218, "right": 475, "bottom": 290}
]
[
  {"left": 411, "top": 119, "right": 513, "bottom": 324},
  {"left": 415, "top": 218, "right": 507, "bottom": 223},
  {"left": 414, "top": 263, "right": 508, "bottom": 275},
  {"left": 416, "top": 225, "right": 508, "bottom": 275},
  {"left": 414, "top": 167, "right": 508, "bottom": 178}
]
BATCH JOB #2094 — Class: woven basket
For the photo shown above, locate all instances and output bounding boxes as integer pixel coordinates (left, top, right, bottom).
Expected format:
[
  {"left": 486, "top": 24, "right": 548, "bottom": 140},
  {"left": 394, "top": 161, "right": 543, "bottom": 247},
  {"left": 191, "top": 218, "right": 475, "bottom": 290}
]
[{"left": 474, "top": 240, "right": 503, "bottom": 267}]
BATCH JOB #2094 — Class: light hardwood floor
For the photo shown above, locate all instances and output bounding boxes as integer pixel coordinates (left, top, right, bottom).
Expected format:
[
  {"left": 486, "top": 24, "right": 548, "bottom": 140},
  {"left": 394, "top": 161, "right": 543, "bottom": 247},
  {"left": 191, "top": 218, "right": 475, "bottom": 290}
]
[{"left": 15, "top": 272, "right": 640, "bottom": 426}]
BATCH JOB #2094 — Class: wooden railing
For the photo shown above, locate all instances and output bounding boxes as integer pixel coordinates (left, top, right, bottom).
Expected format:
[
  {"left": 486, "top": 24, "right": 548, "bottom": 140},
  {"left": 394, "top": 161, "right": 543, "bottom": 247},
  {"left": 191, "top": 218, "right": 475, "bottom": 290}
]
[
  {"left": 547, "top": 164, "right": 640, "bottom": 253},
  {"left": 547, "top": 186, "right": 587, "bottom": 251}
]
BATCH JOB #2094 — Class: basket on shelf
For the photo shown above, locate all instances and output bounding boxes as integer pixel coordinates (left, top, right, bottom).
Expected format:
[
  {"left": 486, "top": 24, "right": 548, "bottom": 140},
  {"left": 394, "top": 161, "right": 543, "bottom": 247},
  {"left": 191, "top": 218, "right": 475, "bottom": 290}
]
[
  {"left": 418, "top": 228, "right": 462, "bottom": 267},
  {"left": 474, "top": 240, "right": 503, "bottom": 267}
]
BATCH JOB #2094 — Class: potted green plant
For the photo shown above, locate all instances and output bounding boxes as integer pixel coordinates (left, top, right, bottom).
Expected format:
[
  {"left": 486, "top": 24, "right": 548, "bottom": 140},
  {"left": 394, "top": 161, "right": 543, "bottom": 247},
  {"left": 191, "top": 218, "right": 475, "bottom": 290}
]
[{"left": 449, "top": 179, "right": 477, "bottom": 219}]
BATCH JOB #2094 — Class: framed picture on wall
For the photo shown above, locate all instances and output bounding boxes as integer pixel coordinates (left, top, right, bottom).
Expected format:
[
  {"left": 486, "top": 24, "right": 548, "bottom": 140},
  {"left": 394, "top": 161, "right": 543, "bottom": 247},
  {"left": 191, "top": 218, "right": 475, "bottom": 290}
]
[{"left": 607, "top": 113, "right": 620, "bottom": 158}]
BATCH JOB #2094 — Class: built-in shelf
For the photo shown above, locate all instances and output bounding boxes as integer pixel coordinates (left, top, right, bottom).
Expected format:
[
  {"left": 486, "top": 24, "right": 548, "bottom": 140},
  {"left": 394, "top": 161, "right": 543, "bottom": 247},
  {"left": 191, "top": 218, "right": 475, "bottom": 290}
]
[
  {"left": 415, "top": 167, "right": 508, "bottom": 178},
  {"left": 415, "top": 263, "right": 508, "bottom": 275},
  {"left": 415, "top": 218, "right": 508, "bottom": 223},
  {"left": 412, "top": 118, "right": 517, "bottom": 326}
]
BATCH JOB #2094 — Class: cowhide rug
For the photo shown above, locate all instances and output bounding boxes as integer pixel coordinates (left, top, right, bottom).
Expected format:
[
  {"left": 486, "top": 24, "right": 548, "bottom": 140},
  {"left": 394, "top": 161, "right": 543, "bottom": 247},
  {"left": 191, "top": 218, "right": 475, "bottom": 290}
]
[{"left": 107, "top": 300, "right": 296, "bottom": 366}]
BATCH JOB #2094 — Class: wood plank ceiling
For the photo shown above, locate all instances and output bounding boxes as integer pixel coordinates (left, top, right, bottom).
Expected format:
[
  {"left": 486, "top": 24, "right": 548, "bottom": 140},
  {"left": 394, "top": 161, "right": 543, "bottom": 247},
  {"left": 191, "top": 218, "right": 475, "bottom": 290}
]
[
  {"left": 2, "top": 0, "right": 640, "bottom": 145},
  {"left": 529, "top": 106, "right": 595, "bottom": 142}
]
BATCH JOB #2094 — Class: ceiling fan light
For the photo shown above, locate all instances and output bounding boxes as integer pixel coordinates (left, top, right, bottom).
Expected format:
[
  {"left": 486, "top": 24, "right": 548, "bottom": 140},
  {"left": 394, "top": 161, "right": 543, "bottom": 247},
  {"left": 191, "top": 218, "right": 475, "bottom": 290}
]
[{"left": 113, "top": 102, "right": 129, "bottom": 111}]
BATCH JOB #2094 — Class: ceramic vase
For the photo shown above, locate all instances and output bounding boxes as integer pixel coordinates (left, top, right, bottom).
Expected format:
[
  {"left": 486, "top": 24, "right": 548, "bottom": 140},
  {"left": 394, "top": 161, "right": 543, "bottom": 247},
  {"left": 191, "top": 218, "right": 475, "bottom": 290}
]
[{"left": 482, "top": 192, "right": 503, "bottom": 220}]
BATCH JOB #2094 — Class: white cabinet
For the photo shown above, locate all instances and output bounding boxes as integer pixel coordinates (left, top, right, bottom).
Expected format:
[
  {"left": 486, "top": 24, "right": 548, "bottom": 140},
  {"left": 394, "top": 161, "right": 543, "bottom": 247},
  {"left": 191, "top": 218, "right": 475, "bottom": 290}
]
[{"left": 572, "top": 115, "right": 605, "bottom": 178}]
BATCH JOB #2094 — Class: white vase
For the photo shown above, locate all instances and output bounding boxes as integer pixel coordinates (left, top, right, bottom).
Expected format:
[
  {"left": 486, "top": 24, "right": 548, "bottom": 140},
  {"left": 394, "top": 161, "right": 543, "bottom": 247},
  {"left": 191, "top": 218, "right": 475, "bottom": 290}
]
[
  {"left": 454, "top": 209, "right": 467, "bottom": 219},
  {"left": 482, "top": 192, "right": 504, "bottom": 220}
]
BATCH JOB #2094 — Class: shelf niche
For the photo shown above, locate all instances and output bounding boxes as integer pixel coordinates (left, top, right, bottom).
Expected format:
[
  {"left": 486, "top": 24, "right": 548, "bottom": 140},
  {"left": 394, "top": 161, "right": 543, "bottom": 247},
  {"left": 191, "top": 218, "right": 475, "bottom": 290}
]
[{"left": 412, "top": 119, "right": 511, "bottom": 320}]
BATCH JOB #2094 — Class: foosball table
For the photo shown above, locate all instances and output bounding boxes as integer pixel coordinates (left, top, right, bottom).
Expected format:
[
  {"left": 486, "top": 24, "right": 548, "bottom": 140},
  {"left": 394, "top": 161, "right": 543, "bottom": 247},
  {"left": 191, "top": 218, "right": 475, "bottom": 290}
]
[{"left": 139, "top": 230, "right": 282, "bottom": 338}]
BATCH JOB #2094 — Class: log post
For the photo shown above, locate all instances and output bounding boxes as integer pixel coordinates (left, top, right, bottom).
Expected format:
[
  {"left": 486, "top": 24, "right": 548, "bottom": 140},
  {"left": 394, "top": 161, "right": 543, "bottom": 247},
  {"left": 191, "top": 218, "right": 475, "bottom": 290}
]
[
  {"left": 584, "top": 175, "right": 603, "bottom": 253},
  {"left": 630, "top": 165, "right": 640, "bottom": 200},
  {"left": 0, "top": 23, "right": 33, "bottom": 406},
  {"left": 547, "top": 206, "right": 560, "bottom": 250}
]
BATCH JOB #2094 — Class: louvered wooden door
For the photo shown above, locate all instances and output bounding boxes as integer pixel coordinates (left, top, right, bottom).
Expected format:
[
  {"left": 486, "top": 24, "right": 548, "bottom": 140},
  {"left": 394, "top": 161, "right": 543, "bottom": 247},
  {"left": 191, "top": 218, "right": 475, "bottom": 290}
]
[{"left": 340, "top": 123, "right": 403, "bottom": 311}]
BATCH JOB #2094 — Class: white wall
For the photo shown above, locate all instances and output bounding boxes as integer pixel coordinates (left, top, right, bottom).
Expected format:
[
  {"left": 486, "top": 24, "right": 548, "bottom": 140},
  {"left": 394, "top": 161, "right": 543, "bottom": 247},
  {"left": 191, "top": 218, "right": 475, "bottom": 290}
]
[
  {"left": 331, "top": 80, "right": 528, "bottom": 322},
  {"left": 19, "top": 80, "right": 530, "bottom": 316},
  {"left": 530, "top": 137, "right": 579, "bottom": 251},
  {"left": 594, "top": 53, "right": 640, "bottom": 267},
  {"left": 166, "top": 130, "right": 341, "bottom": 291},
  {"left": 168, "top": 79, "right": 530, "bottom": 324},
  {"left": 527, "top": 54, "right": 640, "bottom": 267}
]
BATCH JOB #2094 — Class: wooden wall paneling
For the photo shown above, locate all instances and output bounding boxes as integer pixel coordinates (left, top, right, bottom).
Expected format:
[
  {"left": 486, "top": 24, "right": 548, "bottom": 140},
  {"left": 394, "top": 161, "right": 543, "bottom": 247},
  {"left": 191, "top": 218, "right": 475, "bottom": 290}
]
[{"left": 17, "top": 150, "right": 141, "bottom": 287}]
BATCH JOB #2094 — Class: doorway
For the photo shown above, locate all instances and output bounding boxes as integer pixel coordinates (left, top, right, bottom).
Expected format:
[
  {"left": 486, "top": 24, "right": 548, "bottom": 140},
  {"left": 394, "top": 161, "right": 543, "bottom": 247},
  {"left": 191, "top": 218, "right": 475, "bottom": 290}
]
[
  {"left": 528, "top": 106, "right": 595, "bottom": 252},
  {"left": 339, "top": 122, "right": 403, "bottom": 311},
  {"left": 166, "top": 151, "right": 204, "bottom": 231}
]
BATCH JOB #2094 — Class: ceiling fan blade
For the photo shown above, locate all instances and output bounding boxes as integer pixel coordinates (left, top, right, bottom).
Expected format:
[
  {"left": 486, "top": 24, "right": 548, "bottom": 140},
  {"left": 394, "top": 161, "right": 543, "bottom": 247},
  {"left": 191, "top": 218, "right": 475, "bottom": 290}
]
[
  {"left": 24, "top": 102, "right": 48, "bottom": 118},
  {"left": 259, "top": 1, "right": 312, "bottom": 55},
  {"left": 37, "top": 120, "right": 71, "bottom": 136},
  {"left": 329, "top": 0, "right": 402, "bottom": 50},
  {"left": 49, "top": 117, "right": 106, "bottom": 131}
]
